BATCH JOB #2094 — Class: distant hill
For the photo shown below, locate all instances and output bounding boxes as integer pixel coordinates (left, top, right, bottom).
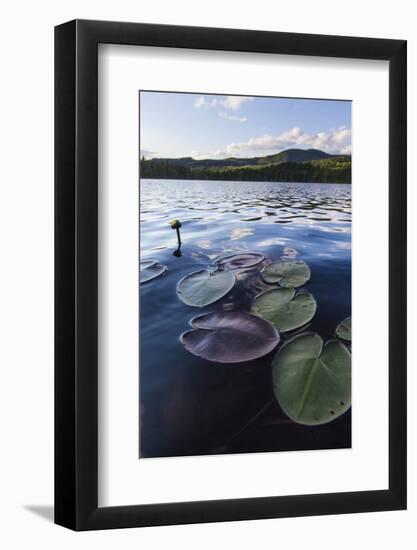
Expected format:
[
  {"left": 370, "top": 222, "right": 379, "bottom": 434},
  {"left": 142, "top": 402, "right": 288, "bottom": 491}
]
[
  {"left": 258, "top": 148, "right": 334, "bottom": 164},
  {"left": 140, "top": 148, "right": 351, "bottom": 184},
  {"left": 144, "top": 148, "right": 338, "bottom": 169}
]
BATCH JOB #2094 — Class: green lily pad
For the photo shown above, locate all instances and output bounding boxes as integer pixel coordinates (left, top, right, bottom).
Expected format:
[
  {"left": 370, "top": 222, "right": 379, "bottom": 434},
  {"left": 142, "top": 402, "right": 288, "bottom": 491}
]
[
  {"left": 181, "top": 311, "right": 279, "bottom": 363},
  {"left": 336, "top": 317, "right": 351, "bottom": 342},
  {"left": 272, "top": 333, "right": 351, "bottom": 425},
  {"left": 176, "top": 269, "right": 235, "bottom": 307},
  {"left": 140, "top": 259, "right": 167, "bottom": 284},
  {"left": 215, "top": 252, "right": 265, "bottom": 270},
  {"left": 261, "top": 260, "right": 311, "bottom": 287},
  {"left": 250, "top": 287, "right": 316, "bottom": 332}
]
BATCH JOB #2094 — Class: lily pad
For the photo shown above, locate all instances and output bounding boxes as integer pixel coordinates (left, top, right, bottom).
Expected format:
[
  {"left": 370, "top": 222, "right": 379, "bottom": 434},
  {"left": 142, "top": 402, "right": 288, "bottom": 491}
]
[
  {"left": 336, "top": 317, "right": 351, "bottom": 342},
  {"left": 261, "top": 260, "right": 311, "bottom": 287},
  {"left": 176, "top": 269, "right": 235, "bottom": 307},
  {"left": 181, "top": 311, "right": 280, "bottom": 363},
  {"left": 215, "top": 252, "right": 265, "bottom": 270},
  {"left": 251, "top": 287, "right": 316, "bottom": 332},
  {"left": 140, "top": 259, "right": 167, "bottom": 284},
  {"left": 272, "top": 333, "right": 351, "bottom": 425}
]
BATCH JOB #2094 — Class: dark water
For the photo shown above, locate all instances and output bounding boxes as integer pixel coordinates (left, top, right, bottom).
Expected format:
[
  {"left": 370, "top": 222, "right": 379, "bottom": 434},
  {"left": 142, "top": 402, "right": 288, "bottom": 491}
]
[{"left": 139, "top": 179, "right": 351, "bottom": 458}]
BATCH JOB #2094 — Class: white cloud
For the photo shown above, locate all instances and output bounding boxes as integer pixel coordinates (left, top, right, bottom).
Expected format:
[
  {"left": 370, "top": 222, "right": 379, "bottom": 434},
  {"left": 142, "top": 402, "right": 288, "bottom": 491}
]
[
  {"left": 224, "top": 126, "right": 351, "bottom": 157},
  {"left": 332, "top": 126, "right": 350, "bottom": 144},
  {"left": 194, "top": 95, "right": 253, "bottom": 111},
  {"left": 190, "top": 126, "right": 351, "bottom": 160},
  {"left": 218, "top": 111, "right": 247, "bottom": 123},
  {"left": 193, "top": 96, "right": 205, "bottom": 109},
  {"left": 194, "top": 96, "right": 217, "bottom": 109},
  {"left": 221, "top": 96, "right": 254, "bottom": 110}
]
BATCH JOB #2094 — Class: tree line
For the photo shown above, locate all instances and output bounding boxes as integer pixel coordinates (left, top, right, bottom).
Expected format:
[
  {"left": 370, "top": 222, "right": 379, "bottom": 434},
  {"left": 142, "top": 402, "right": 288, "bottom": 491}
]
[{"left": 139, "top": 157, "right": 351, "bottom": 184}]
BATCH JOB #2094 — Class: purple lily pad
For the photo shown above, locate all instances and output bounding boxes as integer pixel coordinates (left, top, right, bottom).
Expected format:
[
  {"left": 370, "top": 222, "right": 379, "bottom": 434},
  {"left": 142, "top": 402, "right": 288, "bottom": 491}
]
[
  {"left": 181, "top": 311, "right": 280, "bottom": 363},
  {"left": 215, "top": 252, "right": 265, "bottom": 271}
]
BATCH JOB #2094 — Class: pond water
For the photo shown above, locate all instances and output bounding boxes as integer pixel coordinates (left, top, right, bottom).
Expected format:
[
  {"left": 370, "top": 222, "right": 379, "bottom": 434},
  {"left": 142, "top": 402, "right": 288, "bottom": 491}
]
[{"left": 140, "top": 179, "right": 351, "bottom": 458}]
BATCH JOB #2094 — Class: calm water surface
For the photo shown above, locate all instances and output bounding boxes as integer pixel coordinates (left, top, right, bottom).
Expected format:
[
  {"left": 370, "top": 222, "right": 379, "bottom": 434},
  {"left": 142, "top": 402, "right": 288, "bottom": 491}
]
[{"left": 140, "top": 179, "right": 351, "bottom": 458}]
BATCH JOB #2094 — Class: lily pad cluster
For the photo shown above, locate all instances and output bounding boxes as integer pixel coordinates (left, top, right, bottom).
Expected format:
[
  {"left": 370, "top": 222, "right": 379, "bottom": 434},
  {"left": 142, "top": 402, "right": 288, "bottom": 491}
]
[
  {"left": 173, "top": 251, "right": 351, "bottom": 426},
  {"left": 176, "top": 254, "right": 316, "bottom": 364}
]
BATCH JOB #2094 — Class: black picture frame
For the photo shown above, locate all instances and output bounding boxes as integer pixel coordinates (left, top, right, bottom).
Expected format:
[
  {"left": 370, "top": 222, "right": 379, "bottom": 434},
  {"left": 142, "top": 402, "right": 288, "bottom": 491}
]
[{"left": 55, "top": 19, "right": 407, "bottom": 531}]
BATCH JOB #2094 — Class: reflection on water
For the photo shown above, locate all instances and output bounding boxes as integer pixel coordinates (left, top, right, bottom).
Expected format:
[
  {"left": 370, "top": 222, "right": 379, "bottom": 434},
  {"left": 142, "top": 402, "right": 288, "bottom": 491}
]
[{"left": 140, "top": 179, "right": 351, "bottom": 458}]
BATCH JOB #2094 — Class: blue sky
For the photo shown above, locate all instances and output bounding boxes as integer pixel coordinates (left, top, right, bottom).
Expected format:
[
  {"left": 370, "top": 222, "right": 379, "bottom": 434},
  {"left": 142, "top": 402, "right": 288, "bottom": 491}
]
[{"left": 140, "top": 91, "right": 351, "bottom": 160}]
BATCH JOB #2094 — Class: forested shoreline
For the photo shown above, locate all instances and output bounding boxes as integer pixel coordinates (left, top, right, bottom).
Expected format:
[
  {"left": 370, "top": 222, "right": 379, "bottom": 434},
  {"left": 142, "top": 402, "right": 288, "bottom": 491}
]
[{"left": 140, "top": 155, "right": 351, "bottom": 184}]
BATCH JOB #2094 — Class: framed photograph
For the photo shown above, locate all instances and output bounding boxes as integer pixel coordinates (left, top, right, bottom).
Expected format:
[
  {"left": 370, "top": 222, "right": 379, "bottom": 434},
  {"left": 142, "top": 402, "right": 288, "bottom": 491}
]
[{"left": 55, "top": 19, "right": 407, "bottom": 530}]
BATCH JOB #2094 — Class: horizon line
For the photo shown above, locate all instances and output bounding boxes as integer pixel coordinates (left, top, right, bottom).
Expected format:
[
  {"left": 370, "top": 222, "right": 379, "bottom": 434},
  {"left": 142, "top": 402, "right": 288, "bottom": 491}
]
[{"left": 139, "top": 146, "right": 352, "bottom": 161}]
